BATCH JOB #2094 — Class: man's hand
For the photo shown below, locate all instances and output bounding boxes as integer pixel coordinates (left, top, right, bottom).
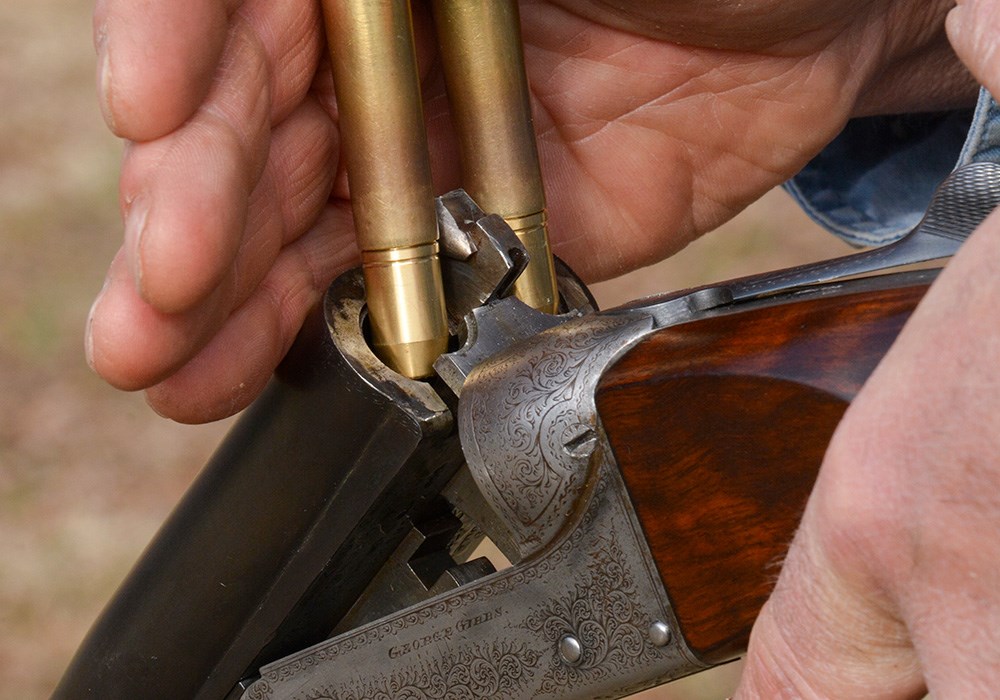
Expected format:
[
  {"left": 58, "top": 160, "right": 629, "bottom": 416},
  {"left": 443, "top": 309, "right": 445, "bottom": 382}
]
[
  {"left": 86, "top": 0, "right": 967, "bottom": 423},
  {"left": 734, "top": 1, "right": 1000, "bottom": 696}
]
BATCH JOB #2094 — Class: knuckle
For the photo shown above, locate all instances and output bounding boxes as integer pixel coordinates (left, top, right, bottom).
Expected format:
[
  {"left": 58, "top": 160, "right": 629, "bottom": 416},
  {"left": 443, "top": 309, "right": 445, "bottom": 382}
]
[{"left": 810, "top": 423, "right": 907, "bottom": 582}]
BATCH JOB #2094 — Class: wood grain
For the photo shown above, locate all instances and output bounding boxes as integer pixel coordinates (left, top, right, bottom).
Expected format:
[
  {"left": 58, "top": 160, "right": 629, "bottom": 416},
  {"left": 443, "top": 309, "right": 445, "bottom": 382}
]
[{"left": 596, "top": 283, "right": 927, "bottom": 664}]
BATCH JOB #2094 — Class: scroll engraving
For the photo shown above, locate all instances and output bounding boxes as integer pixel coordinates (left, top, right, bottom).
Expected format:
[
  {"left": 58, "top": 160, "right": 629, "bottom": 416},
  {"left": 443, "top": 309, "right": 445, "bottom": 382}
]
[
  {"left": 306, "top": 642, "right": 541, "bottom": 700},
  {"left": 461, "top": 314, "right": 653, "bottom": 558},
  {"left": 244, "top": 310, "right": 708, "bottom": 700},
  {"left": 525, "top": 532, "right": 650, "bottom": 695}
]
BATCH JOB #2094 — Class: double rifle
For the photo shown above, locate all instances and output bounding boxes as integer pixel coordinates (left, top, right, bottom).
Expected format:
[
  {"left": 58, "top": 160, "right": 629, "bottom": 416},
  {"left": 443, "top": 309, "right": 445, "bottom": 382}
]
[{"left": 56, "top": 2, "right": 1000, "bottom": 699}]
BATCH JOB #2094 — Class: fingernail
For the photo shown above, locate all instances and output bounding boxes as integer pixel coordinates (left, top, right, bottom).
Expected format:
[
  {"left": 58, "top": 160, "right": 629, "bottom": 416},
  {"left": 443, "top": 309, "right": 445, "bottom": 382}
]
[
  {"left": 95, "top": 24, "right": 116, "bottom": 132},
  {"left": 125, "top": 198, "right": 149, "bottom": 298},
  {"left": 143, "top": 390, "right": 170, "bottom": 419},
  {"left": 85, "top": 275, "right": 111, "bottom": 372}
]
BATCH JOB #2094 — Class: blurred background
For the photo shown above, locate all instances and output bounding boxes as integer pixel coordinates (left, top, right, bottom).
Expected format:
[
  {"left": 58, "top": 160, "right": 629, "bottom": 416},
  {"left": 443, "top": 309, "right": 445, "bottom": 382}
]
[{"left": 0, "top": 1, "right": 851, "bottom": 698}]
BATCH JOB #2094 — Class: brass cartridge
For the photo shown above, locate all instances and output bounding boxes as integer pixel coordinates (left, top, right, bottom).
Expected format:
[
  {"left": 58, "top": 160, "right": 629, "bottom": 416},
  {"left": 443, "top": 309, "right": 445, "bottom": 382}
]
[
  {"left": 433, "top": 0, "right": 559, "bottom": 313},
  {"left": 323, "top": 0, "right": 448, "bottom": 377}
]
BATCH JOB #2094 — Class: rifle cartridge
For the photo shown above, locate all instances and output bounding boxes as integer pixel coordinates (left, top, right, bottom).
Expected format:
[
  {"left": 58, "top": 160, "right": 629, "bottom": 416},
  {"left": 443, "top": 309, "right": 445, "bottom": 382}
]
[
  {"left": 323, "top": 0, "right": 448, "bottom": 378},
  {"left": 433, "top": 0, "right": 559, "bottom": 313}
]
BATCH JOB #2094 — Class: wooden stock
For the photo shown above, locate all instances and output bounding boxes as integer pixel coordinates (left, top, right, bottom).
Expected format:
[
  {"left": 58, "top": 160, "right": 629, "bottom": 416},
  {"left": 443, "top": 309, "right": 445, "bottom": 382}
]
[{"left": 595, "top": 281, "right": 929, "bottom": 664}]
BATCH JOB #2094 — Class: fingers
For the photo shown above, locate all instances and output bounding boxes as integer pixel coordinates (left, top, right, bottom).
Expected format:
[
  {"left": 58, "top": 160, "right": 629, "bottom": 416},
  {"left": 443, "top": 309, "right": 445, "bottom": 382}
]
[
  {"left": 143, "top": 205, "right": 359, "bottom": 423},
  {"left": 94, "top": 0, "right": 239, "bottom": 140},
  {"left": 119, "top": 108, "right": 256, "bottom": 315},
  {"left": 118, "top": 14, "right": 272, "bottom": 313},
  {"left": 231, "top": 97, "right": 339, "bottom": 286},
  {"left": 737, "top": 212, "right": 1000, "bottom": 698},
  {"left": 86, "top": 249, "right": 230, "bottom": 391},
  {"left": 734, "top": 418, "right": 928, "bottom": 699},
  {"left": 116, "top": 0, "right": 324, "bottom": 313},
  {"left": 733, "top": 473, "right": 924, "bottom": 699},
  {"left": 95, "top": 0, "right": 321, "bottom": 139},
  {"left": 89, "top": 97, "right": 338, "bottom": 391},
  {"left": 238, "top": 0, "right": 324, "bottom": 123},
  {"left": 834, "top": 210, "right": 1000, "bottom": 698},
  {"left": 947, "top": 0, "right": 1000, "bottom": 97},
  {"left": 91, "top": 0, "right": 334, "bottom": 421}
]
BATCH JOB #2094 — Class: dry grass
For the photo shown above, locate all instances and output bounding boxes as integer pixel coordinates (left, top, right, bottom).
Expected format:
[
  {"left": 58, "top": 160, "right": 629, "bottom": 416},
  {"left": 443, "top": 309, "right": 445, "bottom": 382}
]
[{"left": 0, "top": 2, "right": 850, "bottom": 698}]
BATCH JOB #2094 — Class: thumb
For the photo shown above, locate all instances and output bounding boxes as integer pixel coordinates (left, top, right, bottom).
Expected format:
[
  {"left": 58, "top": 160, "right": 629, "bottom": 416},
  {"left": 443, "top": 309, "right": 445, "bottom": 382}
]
[
  {"left": 947, "top": 0, "right": 1000, "bottom": 97},
  {"left": 732, "top": 502, "right": 923, "bottom": 699}
]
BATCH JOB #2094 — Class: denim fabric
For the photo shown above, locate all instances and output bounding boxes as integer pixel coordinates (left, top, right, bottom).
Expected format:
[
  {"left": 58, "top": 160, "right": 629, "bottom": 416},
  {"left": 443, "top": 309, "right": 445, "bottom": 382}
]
[
  {"left": 785, "top": 88, "right": 1000, "bottom": 246},
  {"left": 959, "top": 89, "right": 1000, "bottom": 164}
]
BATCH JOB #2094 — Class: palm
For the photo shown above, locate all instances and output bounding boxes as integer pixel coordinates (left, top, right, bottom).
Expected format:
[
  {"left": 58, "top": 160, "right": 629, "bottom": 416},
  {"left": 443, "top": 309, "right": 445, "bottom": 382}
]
[
  {"left": 88, "top": 0, "right": 946, "bottom": 421},
  {"left": 518, "top": 0, "right": 890, "bottom": 280}
]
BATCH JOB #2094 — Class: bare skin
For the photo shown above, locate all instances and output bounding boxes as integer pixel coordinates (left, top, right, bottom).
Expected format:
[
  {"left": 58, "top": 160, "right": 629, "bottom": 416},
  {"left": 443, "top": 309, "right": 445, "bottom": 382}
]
[
  {"left": 86, "top": 0, "right": 1000, "bottom": 695},
  {"left": 736, "top": 1, "right": 1000, "bottom": 696},
  {"left": 86, "top": 0, "right": 969, "bottom": 421}
]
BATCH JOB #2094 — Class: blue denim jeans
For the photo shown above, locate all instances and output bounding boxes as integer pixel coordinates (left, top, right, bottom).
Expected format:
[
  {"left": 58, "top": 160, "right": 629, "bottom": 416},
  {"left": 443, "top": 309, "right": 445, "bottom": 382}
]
[{"left": 785, "top": 89, "right": 1000, "bottom": 246}]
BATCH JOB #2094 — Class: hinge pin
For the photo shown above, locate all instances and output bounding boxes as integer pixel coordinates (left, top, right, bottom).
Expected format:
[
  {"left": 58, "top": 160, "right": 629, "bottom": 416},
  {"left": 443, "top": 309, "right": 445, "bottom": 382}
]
[
  {"left": 649, "top": 620, "right": 673, "bottom": 647},
  {"left": 558, "top": 634, "right": 584, "bottom": 666}
]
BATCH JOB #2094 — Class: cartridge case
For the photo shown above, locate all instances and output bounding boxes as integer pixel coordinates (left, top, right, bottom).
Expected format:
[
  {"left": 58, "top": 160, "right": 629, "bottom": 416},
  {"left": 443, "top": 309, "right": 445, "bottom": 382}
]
[
  {"left": 324, "top": 0, "right": 448, "bottom": 377},
  {"left": 433, "top": 0, "right": 559, "bottom": 313}
]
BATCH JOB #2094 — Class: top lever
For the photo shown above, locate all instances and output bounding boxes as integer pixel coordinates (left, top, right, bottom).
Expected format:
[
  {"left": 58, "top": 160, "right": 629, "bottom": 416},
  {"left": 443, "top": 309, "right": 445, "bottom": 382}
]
[{"left": 729, "top": 161, "right": 1000, "bottom": 301}]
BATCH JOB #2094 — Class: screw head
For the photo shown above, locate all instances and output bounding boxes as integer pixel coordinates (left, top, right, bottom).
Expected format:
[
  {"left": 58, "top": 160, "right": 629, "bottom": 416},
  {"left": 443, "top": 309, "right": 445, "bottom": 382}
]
[
  {"left": 558, "top": 634, "right": 583, "bottom": 666},
  {"left": 649, "top": 621, "right": 672, "bottom": 647}
]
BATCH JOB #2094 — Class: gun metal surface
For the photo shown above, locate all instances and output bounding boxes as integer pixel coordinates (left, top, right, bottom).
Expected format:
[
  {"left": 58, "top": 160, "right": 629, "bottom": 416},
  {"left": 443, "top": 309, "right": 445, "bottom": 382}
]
[{"left": 243, "top": 161, "right": 1000, "bottom": 699}]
